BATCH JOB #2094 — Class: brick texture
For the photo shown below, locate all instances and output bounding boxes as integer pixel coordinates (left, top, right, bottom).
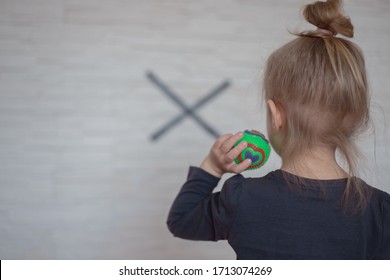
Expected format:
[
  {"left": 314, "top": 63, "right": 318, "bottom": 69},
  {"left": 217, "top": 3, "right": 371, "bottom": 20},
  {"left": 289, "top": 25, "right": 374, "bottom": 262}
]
[{"left": 0, "top": 0, "right": 389, "bottom": 259}]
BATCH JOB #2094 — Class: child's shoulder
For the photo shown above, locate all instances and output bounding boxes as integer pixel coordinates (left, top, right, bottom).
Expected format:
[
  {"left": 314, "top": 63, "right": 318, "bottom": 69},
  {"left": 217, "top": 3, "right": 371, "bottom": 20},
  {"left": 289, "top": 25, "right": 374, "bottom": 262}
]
[
  {"left": 365, "top": 181, "right": 390, "bottom": 206},
  {"left": 224, "top": 170, "right": 286, "bottom": 193}
]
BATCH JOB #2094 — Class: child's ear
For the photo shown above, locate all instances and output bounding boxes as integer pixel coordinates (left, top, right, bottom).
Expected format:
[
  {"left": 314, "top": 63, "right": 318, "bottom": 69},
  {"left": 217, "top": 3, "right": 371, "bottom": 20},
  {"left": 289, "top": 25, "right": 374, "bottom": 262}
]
[{"left": 267, "top": 99, "right": 285, "bottom": 131}]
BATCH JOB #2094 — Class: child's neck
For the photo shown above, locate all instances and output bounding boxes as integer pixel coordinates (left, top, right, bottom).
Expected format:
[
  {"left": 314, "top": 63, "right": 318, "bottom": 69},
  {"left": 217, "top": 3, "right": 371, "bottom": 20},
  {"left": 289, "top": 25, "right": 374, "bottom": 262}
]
[{"left": 281, "top": 146, "right": 349, "bottom": 180}]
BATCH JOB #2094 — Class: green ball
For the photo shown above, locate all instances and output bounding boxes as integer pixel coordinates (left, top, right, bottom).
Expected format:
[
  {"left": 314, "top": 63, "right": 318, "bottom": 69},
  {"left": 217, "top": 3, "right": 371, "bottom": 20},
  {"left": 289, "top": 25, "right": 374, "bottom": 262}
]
[{"left": 234, "top": 130, "right": 271, "bottom": 170}]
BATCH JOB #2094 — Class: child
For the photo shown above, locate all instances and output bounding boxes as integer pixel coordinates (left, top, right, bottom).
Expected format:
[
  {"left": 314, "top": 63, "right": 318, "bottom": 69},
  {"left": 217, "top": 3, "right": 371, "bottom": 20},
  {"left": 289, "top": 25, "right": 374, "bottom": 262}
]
[{"left": 167, "top": 0, "right": 390, "bottom": 259}]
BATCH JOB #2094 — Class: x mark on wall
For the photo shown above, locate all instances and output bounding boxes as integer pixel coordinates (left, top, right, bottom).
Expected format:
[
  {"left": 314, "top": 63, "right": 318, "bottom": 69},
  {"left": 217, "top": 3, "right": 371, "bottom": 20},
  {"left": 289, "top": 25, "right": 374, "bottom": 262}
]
[{"left": 147, "top": 71, "right": 230, "bottom": 141}]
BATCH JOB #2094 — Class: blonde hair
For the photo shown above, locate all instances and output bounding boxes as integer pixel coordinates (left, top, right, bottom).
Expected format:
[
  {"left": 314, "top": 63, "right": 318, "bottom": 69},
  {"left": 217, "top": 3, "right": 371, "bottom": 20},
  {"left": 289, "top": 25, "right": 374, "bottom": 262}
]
[{"left": 263, "top": 0, "right": 371, "bottom": 212}]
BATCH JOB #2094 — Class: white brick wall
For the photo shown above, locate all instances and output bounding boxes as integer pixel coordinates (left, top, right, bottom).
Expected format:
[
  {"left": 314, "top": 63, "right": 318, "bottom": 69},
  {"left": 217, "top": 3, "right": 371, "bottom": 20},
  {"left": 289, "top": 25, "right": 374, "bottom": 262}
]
[{"left": 0, "top": 0, "right": 389, "bottom": 259}]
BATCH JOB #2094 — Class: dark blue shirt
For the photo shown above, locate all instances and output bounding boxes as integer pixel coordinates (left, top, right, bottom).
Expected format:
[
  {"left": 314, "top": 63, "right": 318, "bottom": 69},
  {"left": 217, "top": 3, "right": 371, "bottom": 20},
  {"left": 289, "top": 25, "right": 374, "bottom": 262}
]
[{"left": 167, "top": 167, "right": 390, "bottom": 259}]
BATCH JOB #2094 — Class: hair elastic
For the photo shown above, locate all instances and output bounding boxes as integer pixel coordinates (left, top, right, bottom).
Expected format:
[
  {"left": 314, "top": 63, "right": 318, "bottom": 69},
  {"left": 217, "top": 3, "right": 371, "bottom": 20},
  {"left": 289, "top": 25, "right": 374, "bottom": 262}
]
[{"left": 316, "top": 28, "right": 334, "bottom": 37}]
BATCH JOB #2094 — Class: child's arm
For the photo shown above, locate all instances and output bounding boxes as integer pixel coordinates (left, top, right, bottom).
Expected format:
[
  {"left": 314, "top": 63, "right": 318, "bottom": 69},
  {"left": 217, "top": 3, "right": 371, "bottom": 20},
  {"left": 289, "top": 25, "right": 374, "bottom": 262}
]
[{"left": 167, "top": 132, "right": 252, "bottom": 241}]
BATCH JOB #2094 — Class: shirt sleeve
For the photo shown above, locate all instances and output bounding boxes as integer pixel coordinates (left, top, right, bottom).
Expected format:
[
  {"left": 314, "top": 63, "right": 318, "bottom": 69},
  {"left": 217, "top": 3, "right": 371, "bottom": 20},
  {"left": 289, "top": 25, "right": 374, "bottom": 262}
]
[
  {"left": 167, "top": 166, "right": 244, "bottom": 241},
  {"left": 376, "top": 193, "right": 390, "bottom": 259}
]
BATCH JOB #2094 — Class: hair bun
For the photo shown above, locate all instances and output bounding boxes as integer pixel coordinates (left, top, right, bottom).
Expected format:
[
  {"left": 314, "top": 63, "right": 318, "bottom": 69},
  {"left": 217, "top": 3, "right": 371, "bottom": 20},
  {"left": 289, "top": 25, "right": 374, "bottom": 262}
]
[{"left": 303, "top": 0, "right": 353, "bottom": 37}]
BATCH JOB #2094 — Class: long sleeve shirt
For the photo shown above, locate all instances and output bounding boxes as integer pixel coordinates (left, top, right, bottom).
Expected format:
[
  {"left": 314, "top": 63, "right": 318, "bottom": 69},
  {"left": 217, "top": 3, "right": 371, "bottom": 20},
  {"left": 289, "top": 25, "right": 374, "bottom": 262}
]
[{"left": 167, "top": 167, "right": 390, "bottom": 259}]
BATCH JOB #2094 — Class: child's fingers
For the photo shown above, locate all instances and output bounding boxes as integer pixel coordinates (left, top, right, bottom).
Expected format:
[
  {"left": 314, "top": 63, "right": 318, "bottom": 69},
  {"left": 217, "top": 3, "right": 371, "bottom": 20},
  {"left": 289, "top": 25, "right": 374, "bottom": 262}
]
[
  {"left": 230, "top": 159, "right": 252, "bottom": 174},
  {"left": 212, "top": 133, "right": 233, "bottom": 151},
  {"left": 224, "top": 140, "right": 247, "bottom": 163},
  {"left": 220, "top": 132, "right": 244, "bottom": 153},
  {"left": 208, "top": 132, "right": 248, "bottom": 175}
]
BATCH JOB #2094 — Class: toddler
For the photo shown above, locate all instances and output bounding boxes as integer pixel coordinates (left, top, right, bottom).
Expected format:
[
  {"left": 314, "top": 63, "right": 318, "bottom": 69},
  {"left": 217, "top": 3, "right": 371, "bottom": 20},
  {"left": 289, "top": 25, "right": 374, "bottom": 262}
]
[{"left": 167, "top": 0, "right": 390, "bottom": 259}]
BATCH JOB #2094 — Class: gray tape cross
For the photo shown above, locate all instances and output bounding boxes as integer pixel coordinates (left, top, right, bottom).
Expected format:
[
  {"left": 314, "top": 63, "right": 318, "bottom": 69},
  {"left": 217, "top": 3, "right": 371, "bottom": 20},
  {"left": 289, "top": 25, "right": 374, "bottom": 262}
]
[{"left": 147, "top": 72, "right": 230, "bottom": 141}]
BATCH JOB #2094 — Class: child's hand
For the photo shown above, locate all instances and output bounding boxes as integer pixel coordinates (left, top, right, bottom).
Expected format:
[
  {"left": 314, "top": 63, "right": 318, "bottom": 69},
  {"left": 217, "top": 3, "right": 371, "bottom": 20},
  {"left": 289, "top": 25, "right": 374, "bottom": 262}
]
[{"left": 200, "top": 132, "right": 252, "bottom": 177}]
